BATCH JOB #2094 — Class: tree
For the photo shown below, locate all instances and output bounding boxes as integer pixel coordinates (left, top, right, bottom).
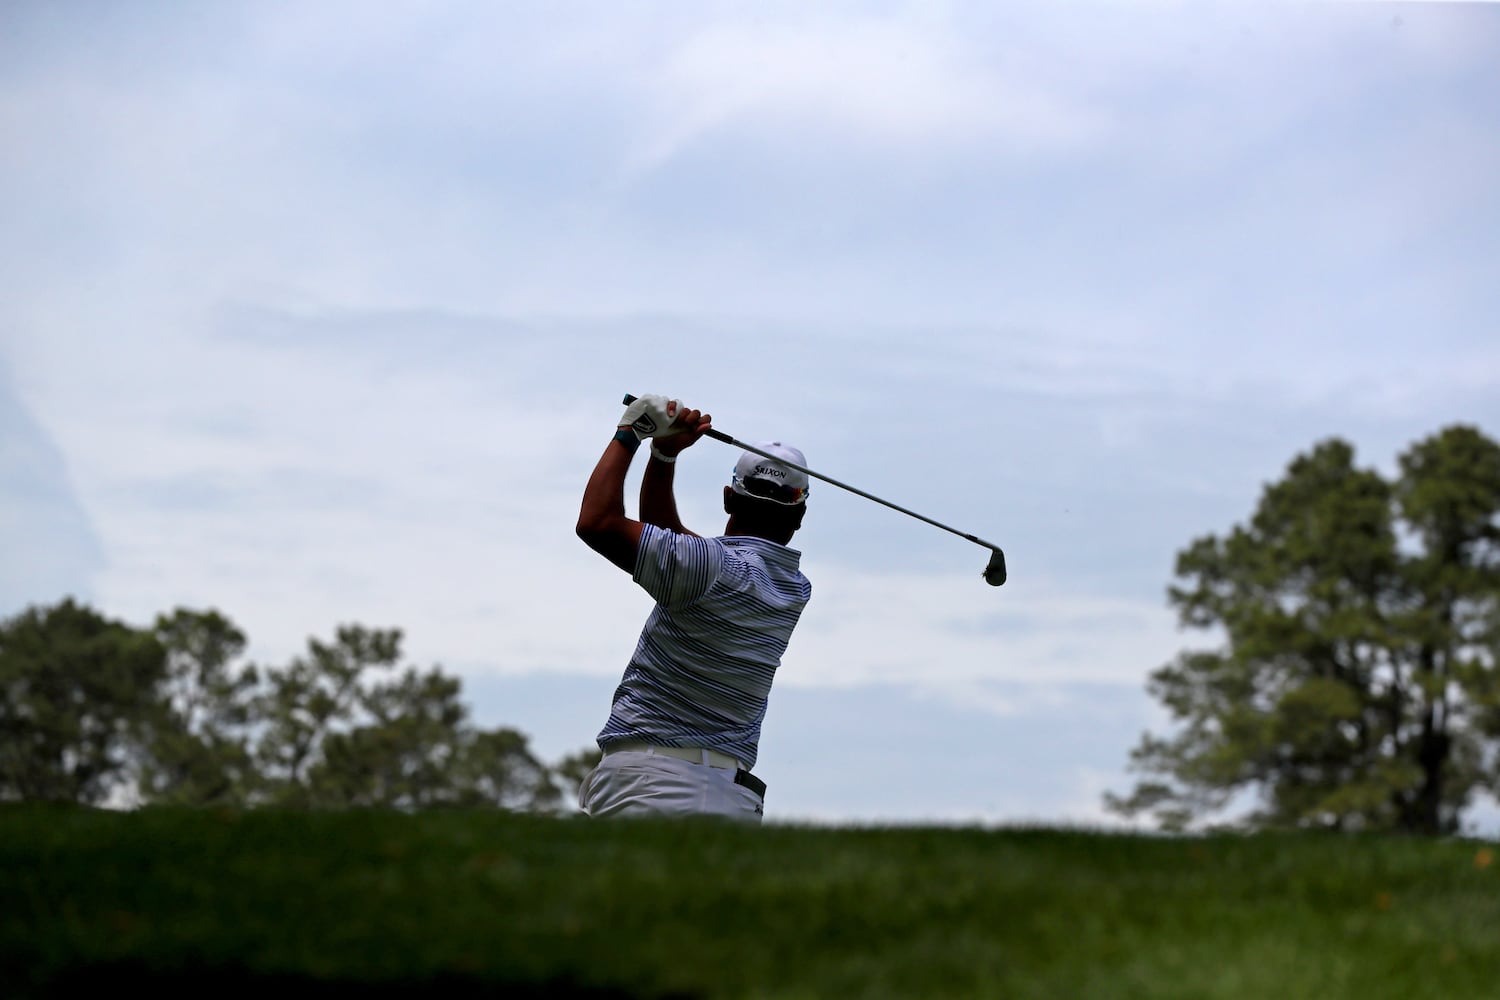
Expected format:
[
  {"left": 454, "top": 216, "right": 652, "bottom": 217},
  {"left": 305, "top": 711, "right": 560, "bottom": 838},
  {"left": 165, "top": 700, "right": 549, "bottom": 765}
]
[
  {"left": 1, "top": 599, "right": 590, "bottom": 812},
  {"left": 1108, "top": 426, "right": 1500, "bottom": 834},
  {"left": 0, "top": 600, "right": 165, "bottom": 804},
  {"left": 133, "top": 609, "right": 260, "bottom": 806},
  {"left": 254, "top": 625, "right": 562, "bottom": 811},
  {"left": 306, "top": 664, "right": 561, "bottom": 811},
  {"left": 253, "top": 625, "right": 401, "bottom": 806},
  {"left": 439, "top": 726, "right": 562, "bottom": 812},
  {"left": 1390, "top": 426, "right": 1500, "bottom": 830}
]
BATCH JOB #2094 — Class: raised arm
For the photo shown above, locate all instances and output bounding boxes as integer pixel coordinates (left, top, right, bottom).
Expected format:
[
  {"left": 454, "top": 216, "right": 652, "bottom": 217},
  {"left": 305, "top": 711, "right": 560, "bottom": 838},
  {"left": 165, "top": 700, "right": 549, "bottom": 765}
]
[
  {"left": 576, "top": 429, "right": 646, "bottom": 573},
  {"left": 576, "top": 395, "right": 712, "bottom": 573}
]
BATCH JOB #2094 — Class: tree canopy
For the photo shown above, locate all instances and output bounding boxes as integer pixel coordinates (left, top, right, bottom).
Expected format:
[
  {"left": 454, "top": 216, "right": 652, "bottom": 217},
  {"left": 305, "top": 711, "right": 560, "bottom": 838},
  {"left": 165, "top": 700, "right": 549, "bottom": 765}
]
[
  {"left": 1108, "top": 425, "right": 1500, "bottom": 834},
  {"left": 0, "top": 600, "right": 166, "bottom": 804},
  {"left": 0, "top": 601, "right": 596, "bottom": 812}
]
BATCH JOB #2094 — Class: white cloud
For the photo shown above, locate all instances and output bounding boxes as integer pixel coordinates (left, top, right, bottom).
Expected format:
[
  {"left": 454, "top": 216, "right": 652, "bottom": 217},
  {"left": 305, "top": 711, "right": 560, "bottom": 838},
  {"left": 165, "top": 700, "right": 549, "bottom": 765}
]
[{"left": 625, "top": 11, "right": 1105, "bottom": 173}]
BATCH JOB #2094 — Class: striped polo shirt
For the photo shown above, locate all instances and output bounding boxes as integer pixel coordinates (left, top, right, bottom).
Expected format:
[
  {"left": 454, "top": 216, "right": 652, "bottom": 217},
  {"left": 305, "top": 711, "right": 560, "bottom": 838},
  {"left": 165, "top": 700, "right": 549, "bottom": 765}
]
[{"left": 597, "top": 523, "right": 812, "bottom": 770}]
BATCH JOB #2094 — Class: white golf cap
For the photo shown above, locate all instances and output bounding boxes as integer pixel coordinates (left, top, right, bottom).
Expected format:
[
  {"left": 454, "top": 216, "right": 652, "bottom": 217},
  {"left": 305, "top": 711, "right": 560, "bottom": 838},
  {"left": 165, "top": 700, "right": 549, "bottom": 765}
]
[{"left": 730, "top": 442, "right": 810, "bottom": 506}]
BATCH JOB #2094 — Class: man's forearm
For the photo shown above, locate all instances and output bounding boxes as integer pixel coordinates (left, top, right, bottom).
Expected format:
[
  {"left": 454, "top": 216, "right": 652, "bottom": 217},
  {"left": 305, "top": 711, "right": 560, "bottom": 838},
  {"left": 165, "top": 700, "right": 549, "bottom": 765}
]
[
  {"left": 577, "top": 431, "right": 644, "bottom": 572},
  {"left": 639, "top": 451, "right": 689, "bottom": 533}
]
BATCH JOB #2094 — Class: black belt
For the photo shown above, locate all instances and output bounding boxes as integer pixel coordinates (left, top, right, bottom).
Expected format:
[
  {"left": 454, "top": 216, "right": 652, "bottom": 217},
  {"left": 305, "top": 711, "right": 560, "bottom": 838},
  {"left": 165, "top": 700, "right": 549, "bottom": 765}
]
[{"left": 734, "top": 769, "right": 767, "bottom": 799}]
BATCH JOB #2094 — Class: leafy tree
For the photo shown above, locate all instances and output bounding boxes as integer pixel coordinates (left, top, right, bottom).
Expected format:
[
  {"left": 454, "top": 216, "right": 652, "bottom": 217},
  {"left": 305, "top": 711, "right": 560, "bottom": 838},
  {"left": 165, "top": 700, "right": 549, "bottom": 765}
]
[
  {"left": 1390, "top": 426, "right": 1500, "bottom": 829},
  {"left": 254, "top": 625, "right": 562, "bottom": 811},
  {"left": 2, "top": 600, "right": 591, "bottom": 813},
  {"left": 307, "top": 664, "right": 468, "bottom": 808},
  {"left": 133, "top": 609, "right": 261, "bottom": 806},
  {"left": 0, "top": 600, "right": 165, "bottom": 804},
  {"left": 439, "top": 726, "right": 561, "bottom": 812},
  {"left": 253, "top": 625, "right": 401, "bottom": 806},
  {"left": 1108, "top": 426, "right": 1500, "bottom": 834},
  {"left": 306, "top": 665, "right": 561, "bottom": 811}
]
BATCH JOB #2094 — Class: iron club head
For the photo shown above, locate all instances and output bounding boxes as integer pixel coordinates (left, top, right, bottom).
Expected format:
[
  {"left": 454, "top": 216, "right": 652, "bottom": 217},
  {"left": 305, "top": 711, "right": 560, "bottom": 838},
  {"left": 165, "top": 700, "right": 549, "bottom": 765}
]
[{"left": 982, "top": 548, "right": 1007, "bottom": 587}]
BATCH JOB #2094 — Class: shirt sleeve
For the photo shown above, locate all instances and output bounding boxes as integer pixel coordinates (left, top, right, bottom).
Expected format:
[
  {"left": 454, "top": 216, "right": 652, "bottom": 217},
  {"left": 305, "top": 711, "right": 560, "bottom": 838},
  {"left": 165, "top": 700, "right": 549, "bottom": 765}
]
[{"left": 633, "top": 524, "right": 725, "bottom": 609}]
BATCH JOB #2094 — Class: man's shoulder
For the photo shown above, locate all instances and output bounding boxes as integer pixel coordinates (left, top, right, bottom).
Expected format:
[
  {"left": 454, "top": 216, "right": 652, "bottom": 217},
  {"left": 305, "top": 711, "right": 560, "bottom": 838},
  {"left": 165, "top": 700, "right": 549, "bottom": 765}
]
[
  {"left": 634, "top": 525, "right": 730, "bottom": 605},
  {"left": 644, "top": 523, "right": 727, "bottom": 552},
  {"left": 639, "top": 524, "right": 729, "bottom": 571}
]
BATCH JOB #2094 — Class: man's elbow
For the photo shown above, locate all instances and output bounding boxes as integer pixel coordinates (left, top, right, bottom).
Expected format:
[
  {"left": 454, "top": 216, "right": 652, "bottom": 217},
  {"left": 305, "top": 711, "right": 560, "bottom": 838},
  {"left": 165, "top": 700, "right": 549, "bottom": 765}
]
[
  {"left": 575, "top": 514, "right": 641, "bottom": 572},
  {"left": 576, "top": 515, "right": 608, "bottom": 547},
  {"left": 576, "top": 510, "right": 624, "bottom": 549}
]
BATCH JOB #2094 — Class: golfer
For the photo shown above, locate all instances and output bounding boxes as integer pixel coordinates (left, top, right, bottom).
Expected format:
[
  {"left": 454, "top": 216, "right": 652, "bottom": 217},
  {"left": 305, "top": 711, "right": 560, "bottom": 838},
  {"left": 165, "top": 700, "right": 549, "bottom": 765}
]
[{"left": 575, "top": 394, "right": 811, "bottom": 822}]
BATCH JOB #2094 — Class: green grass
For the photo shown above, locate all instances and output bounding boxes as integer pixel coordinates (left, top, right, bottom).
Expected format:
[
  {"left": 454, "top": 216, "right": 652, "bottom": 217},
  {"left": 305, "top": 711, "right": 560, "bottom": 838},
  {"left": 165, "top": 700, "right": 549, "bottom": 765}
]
[{"left": 3, "top": 805, "right": 1497, "bottom": 998}]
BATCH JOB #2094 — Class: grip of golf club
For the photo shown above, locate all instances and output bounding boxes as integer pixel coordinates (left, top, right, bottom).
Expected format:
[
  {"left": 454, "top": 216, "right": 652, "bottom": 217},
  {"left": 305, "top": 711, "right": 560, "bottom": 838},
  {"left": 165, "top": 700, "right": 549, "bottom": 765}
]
[{"left": 621, "top": 394, "right": 733, "bottom": 443}]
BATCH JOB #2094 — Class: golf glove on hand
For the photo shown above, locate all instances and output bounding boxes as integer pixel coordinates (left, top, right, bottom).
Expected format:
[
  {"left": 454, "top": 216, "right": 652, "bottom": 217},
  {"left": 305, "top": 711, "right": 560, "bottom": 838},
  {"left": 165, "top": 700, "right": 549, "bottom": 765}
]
[{"left": 619, "top": 394, "right": 680, "bottom": 440}]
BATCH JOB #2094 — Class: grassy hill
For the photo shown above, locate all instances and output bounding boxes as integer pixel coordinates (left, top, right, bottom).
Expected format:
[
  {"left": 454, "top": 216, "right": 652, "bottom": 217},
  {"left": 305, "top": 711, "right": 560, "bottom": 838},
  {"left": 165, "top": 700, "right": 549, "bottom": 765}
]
[{"left": 2, "top": 805, "right": 1496, "bottom": 998}]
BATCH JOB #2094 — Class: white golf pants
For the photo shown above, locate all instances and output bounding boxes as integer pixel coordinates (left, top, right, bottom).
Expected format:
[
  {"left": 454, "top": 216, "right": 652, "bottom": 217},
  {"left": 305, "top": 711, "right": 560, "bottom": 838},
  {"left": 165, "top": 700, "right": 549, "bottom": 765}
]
[{"left": 578, "top": 749, "right": 765, "bottom": 823}]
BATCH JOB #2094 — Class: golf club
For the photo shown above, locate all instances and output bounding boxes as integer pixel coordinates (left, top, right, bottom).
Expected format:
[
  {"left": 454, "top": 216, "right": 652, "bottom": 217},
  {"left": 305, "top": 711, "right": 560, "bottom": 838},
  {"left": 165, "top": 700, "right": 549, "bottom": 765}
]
[{"left": 622, "top": 394, "right": 1007, "bottom": 586}]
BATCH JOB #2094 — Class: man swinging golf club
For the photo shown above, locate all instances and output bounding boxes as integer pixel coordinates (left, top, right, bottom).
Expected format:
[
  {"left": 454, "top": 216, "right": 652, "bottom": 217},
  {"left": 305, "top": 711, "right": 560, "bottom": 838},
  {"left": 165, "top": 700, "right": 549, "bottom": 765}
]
[{"left": 575, "top": 393, "right": 811, "bottom": 822}]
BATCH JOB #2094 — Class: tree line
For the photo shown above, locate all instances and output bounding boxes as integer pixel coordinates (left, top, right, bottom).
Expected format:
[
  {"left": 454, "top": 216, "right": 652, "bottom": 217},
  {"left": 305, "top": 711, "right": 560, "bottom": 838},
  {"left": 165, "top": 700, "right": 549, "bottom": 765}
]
[{"left": 0, "top": 601, "right": 599, "bottom": 811}]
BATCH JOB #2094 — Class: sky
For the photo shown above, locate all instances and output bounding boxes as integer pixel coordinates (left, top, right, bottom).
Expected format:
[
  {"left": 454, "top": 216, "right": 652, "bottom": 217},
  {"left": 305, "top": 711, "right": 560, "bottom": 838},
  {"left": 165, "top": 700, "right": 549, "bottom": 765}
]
[{"left": 3, "top": 1, "right": 1499, "bottom": 830}]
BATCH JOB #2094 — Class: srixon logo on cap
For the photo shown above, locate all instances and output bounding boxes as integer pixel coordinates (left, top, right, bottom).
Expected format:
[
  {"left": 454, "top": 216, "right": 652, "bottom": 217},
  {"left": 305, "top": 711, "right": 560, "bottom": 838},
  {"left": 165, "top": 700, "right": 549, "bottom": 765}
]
[{"left": 753, "top": 465, "right": 786, "bottom": 479}]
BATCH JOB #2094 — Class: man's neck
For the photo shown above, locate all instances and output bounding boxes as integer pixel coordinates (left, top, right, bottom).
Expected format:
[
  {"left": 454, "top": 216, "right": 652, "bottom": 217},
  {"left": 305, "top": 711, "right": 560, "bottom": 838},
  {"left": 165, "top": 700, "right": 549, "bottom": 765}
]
[{"left": 723, "top": 522, "right": 794, "bottom": 546}]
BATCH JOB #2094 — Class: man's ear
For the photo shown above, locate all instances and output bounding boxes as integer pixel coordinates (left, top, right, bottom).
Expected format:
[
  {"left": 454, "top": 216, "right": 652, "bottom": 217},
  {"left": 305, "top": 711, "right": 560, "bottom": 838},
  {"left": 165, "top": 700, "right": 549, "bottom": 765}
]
[{"left": 723, "top": 485, "right": 736, "bottom": 515}]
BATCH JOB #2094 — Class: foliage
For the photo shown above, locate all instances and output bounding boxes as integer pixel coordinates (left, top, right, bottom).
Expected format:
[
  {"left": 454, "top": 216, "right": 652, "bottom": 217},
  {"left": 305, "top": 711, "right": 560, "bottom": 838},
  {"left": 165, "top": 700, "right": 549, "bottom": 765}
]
[
  {"left": 272, "top": 631, "right": 561, "bottom": 811},
  {"left": 1109, "top": 425, "right": 1500, "bottom": 834},
  {"left": 0, "top": 601, "right": 585, "bottom": 812},
  {"left": 134, "top": 609, "right": 259, "bottom": 806},
  {"left": 0, "top": 600, "right": 166, "bottom": 804}
]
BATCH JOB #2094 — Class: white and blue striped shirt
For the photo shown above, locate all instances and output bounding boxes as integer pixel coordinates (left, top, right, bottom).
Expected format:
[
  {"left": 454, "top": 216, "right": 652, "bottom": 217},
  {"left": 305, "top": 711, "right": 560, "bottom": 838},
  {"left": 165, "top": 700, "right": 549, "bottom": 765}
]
[{"left": 597, "top": 524, "right": 811, "bottom": 769}]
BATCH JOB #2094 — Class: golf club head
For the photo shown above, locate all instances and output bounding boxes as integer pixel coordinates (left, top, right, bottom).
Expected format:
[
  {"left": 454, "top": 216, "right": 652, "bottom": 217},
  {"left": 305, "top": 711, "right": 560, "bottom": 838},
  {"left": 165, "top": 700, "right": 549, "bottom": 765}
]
[{"left": 982, "top": 548, "right": 1007, "bottom": 587}]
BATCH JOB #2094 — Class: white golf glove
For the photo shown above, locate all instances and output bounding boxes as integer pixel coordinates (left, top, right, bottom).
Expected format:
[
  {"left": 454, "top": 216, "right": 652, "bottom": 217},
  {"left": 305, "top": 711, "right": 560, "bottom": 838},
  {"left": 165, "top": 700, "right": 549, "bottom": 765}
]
[{"left": 618, "top": 394, "right": 681, "bottom": 440}]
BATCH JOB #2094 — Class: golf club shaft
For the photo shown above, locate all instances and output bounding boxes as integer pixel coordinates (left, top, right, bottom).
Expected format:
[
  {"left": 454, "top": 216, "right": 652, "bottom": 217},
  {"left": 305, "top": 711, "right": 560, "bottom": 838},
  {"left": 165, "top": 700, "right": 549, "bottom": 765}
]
[{"left": 622, "top": 394, "right": 1004, "bottom": 555}]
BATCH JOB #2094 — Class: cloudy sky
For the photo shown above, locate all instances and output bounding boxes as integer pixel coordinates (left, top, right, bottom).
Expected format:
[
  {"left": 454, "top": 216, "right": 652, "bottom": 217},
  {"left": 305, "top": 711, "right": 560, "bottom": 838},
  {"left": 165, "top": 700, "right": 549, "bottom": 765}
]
[{"left": 4, "top": 1, "right": 1498, "bottom": 829}]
